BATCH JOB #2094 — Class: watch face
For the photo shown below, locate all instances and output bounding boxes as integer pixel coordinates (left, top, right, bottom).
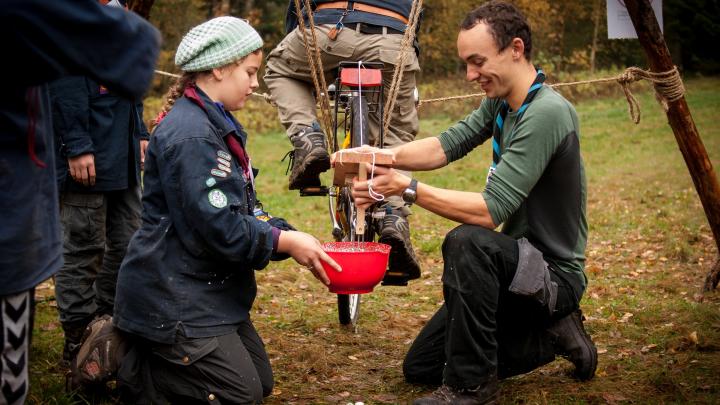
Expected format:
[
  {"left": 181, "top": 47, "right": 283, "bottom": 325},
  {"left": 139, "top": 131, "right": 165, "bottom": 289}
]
[{"left": 402, "top": 189, "right": 417, "bottom": 203}]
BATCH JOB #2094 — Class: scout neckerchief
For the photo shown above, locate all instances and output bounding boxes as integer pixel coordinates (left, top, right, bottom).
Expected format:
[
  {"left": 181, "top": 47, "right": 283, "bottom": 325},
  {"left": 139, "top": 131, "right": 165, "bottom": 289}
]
[{"left": 487, "top": 68, "right": 545, "bottom": 182}]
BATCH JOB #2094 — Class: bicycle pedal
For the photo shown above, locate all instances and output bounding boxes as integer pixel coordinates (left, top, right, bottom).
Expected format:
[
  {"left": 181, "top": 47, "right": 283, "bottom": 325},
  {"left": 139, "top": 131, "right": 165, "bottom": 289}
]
[{"left": 299, "top": 186, "right": 329, "bottom": 197}]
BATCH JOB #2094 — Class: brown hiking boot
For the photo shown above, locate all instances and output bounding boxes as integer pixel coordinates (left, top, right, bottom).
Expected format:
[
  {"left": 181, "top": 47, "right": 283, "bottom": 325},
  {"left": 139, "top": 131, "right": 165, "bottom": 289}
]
[
  {"left": 67, "top": 315, "right": 129, "bottom": 391},
  {"left": 378, "top": 208, "right": 421, "bottom": 286},
  {"left": 285, "top": 125, "right": 330, "bottom": 190},
  {"left": 547, "top": 309, "right": 597, "bottom": 381},
  {"left": 413, "top": 380, "right": 499, "bottom": 405}
]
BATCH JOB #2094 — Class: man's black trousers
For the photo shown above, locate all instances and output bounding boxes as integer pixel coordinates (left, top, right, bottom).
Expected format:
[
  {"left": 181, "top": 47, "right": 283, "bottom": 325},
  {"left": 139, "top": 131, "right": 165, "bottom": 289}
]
[{"left": 403, "top": 225, "right": 584, "bottom": 388}]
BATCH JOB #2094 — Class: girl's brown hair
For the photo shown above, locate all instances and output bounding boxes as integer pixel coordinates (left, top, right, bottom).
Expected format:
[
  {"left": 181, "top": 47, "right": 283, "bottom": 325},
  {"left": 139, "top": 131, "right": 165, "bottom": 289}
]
[{"left": 151, "top": 71, "right": 200, "bottom": 132}]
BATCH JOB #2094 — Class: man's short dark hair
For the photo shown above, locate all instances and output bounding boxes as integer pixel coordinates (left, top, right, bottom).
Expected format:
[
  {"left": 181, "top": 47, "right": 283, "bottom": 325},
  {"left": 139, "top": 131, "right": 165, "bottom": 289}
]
[{"left": 460, "top": 1, "right": 532, "bottom": 61}]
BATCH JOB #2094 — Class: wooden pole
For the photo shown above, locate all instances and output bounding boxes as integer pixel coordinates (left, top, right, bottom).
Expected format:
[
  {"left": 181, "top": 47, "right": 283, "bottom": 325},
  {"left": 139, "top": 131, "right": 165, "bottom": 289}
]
[{"left": 623, "top": 0, "right": 720, "bottom": 291}]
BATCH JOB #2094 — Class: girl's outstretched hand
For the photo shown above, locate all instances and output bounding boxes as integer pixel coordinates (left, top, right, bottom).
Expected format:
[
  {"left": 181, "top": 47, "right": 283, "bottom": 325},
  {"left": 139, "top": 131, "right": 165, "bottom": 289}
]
[{"left": 277, "top": 231, "right": 342, "bottom": 285}]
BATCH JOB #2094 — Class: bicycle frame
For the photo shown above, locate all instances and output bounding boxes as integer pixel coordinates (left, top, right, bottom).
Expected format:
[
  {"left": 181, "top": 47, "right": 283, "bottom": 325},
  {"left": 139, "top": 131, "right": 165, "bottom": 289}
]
[
  {"left": 329, "top": 61, "right": 385, "bottom": 243},
  {"left": 327, "top": 61, "right": 386, "bottom": 328}
]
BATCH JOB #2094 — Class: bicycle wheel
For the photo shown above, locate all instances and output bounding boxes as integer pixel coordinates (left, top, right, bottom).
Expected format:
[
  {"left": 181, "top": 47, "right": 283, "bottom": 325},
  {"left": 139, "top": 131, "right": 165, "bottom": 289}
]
[
  {"left": 350, "top": 95, "right": 370, "bottom": 148},
  {"left": 337, "top": 293, "right": 360, "bottom": 326},
  {"left": 336, "top": 94, "right": 375, "bottom": 327}
]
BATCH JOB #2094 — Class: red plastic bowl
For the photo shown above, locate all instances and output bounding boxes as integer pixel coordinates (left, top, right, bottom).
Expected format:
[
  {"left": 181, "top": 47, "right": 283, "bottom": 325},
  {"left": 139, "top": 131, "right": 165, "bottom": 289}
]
[{"left": 321, "top": 242, "right": 391, "bottom": 294}]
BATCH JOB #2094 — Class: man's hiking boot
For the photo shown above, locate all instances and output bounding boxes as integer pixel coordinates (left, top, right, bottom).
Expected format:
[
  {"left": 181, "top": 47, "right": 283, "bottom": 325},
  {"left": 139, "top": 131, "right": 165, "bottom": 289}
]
[
  {"left": 413, "top": 379, "right": 499, "bottom": 405},
  {"left": 547, "top": 309, "right": 597, "bottom": 381},
  {"left": 66, "top": 315, "right": 129, "bottom": 392},
  {"left": 286, "top": 125, "right": 330, "bottom": 190},
  {"left": 378, "top": 208, "right": 421, "bottom": 286}
]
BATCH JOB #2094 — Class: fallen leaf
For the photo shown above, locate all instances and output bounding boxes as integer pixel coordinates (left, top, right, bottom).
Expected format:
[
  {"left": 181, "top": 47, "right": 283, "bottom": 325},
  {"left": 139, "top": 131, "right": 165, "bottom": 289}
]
[
  {"left": 641, "top": 344, "right": 657, "bottom": 353},
  {"left": 619, "top": 312, "right": 634, "bottom": 323},
  {"left": 689, "top": 331, "right": 699, "bottom": 345},
  {"left": 348, "top": 355, "right": 358, "bottom": 361}
]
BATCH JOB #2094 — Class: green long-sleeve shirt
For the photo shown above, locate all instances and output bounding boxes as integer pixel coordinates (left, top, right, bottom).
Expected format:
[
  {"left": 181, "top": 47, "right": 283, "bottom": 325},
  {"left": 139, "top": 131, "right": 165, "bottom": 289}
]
[{"left": 438, "top": 86, "right": 588, "bottom": 289}]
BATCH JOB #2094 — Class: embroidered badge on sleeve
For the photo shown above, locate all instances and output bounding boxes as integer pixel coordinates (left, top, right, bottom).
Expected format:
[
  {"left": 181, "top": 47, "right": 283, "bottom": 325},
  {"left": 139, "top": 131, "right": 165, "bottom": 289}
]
[
  {"left": 217, "top": 150, "right": 232, "bottom": 161},
  {"left": 208, "top": 189, "right": 228, "bottom": 208}
]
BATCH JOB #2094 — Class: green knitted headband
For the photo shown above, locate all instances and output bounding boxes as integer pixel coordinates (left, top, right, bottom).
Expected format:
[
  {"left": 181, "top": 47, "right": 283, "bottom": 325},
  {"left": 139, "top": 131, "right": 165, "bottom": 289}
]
[{"left": 176, "top": 16, "right": 263, "bottom": 72}]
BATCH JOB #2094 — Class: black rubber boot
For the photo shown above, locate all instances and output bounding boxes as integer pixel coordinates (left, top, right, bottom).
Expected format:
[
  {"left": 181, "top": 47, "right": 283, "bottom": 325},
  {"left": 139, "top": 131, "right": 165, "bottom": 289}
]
[
  {"left": 547, "top": 309, "right": 598, "bottom": 381},
  {"left": 286, "top": 124, "right": 330, "bottom": 190}
]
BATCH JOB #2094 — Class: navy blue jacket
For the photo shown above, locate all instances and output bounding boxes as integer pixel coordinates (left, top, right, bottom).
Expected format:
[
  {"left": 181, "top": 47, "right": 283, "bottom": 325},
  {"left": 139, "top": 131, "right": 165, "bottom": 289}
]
[
  {"left": 114, "top": 88, "right": 275, "bottom": 344},
  {"left": 0, "top": 0, "right": 159, "bottom": 296},
  {"left": 49, "top": 76, "right": 150, "bottom": 192}
]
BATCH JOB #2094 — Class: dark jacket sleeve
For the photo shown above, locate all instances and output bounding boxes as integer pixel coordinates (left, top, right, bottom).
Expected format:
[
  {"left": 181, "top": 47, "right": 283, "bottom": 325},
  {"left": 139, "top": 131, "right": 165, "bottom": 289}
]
[
  {"left": 2, "top": 0, "right": 160, "bottom": 100},
  {"left": 135, "top": 102, "right": 151, "bottom": 141},
  {"left": 49, "top": 77, "right": 93, "bottom": 158},
  {"left": 160, "top": 137, "right": 275, "bottom": 269}
]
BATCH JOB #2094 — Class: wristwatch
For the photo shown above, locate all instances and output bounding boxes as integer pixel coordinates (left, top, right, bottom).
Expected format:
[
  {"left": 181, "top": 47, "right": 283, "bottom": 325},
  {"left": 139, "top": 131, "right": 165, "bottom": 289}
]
[{"left": 402, "top": 179, "right": 418, "bottom": 204}]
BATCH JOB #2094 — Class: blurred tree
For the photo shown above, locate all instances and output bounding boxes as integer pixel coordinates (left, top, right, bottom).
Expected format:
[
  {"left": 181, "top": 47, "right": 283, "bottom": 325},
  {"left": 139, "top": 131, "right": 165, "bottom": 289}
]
[{"left": 128, "top": 0, "right": 155, "bottom": 19}]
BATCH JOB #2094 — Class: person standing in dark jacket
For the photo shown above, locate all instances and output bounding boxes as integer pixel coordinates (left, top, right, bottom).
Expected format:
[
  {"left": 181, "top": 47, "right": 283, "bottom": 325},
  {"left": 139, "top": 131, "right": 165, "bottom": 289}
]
[
  {"left": 265, "top": 0, "right": 422, "bottom": 287},
  {"left": 0, "top": 0, "right": 159, "bottom": 403},
  {"left": 48, "top": 0, "right": 153, "bottom": 366},
  {"left": 110, "top": 17, "right": 341, "bottom": 404}
]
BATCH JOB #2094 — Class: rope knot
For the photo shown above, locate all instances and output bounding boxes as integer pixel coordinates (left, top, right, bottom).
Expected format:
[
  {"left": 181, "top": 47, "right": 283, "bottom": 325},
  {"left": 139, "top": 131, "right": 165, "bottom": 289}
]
[{"left": 617, "top": 67, "right": 641, "bottom": 85}]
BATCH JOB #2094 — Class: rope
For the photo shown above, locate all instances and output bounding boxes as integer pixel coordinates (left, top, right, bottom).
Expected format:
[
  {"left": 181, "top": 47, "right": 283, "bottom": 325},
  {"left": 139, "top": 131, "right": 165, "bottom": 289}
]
[
  {"left": 293, "top": 0, "right": 334, "bottom": 147},
  {"left": 367, "top": 152, "right": 385, "bottom": 201},
  {"left": 154, "top": 65, "right": 686, "bottom": 126},
  {"left": 381, "top": 0, "right": 423, "bottom": 141},
  {"left": 154, "top": 69, "right": 275, "bottom": 105},
  {"left": 417, "top": 66, "right": 686, "bottom": 125}
]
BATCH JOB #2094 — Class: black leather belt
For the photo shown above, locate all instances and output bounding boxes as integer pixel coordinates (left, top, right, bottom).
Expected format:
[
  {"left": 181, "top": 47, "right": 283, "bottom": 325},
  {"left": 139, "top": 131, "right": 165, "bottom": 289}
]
[{"left": 344, "top": 22, "right": 403, "bottom": 35}]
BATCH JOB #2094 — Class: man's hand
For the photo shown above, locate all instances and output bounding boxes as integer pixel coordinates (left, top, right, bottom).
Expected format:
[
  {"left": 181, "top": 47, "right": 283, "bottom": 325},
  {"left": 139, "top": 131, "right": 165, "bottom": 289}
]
[
  {"left": 68, "top": 153, "right": 96, "bottom": 187},
  {"left": 351, "top": 164, "right": 410, "bottom": 209},
  {"left": 277, "top": 231, "right": 342, "bottom": 285},
  {"left": 140, "top": 139, "right": 149, "bottom": 170}
]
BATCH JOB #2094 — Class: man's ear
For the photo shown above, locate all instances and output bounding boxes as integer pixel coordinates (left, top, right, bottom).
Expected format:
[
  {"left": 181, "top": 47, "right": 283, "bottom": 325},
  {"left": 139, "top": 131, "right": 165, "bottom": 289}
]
[{"left": 511, "top": 37, "right": 525, "bottom": 60}]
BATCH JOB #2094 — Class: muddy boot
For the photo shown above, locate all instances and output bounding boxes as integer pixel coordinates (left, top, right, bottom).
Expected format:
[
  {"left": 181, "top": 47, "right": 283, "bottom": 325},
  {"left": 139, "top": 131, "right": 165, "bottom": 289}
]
[
  {"left": 413, "top": 376, "right": 499, "bottom": 405},
  {"left": 379, "top": 208, "right": 421, "bottom": 286},
  {"left": 61, "top": 319, "right": 91, "bottom": 368},
  {"left": 67, "top": 315, "right": 129, "bottom": 392},
  {"left": 547, "top": 309, "right": 597, "bottom": 381},
  {"left": 286, "top": 124, "right": 330, "bottom": 190}
]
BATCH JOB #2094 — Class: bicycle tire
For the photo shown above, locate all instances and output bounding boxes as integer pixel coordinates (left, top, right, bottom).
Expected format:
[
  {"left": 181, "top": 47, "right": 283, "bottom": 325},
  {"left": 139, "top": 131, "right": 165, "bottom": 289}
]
[
  {"left": 337, "top": 293, "right": 360, "bottom": 325},
  {"left": 335, "top": 94, "right": 374, "bottom": 327},
  {"left": 350, "top": 96, "right": 370, "bottom": 148}
]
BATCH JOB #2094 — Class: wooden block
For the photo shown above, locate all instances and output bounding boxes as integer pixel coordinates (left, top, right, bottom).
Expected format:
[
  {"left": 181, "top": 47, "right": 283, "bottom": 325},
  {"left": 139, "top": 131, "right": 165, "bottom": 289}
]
[
  {"left": 332, "top": 150, "right": 393, "bottom": 186},
  {"left": 333, "top": 149, "right": 394, "bottom": 165}
]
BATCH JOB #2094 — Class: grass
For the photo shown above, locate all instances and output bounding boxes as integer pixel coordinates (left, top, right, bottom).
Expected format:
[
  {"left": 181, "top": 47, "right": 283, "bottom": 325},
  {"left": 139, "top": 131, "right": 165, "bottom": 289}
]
[{"left": 29, "top": 76, "right": 720, "bottom": 404}]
